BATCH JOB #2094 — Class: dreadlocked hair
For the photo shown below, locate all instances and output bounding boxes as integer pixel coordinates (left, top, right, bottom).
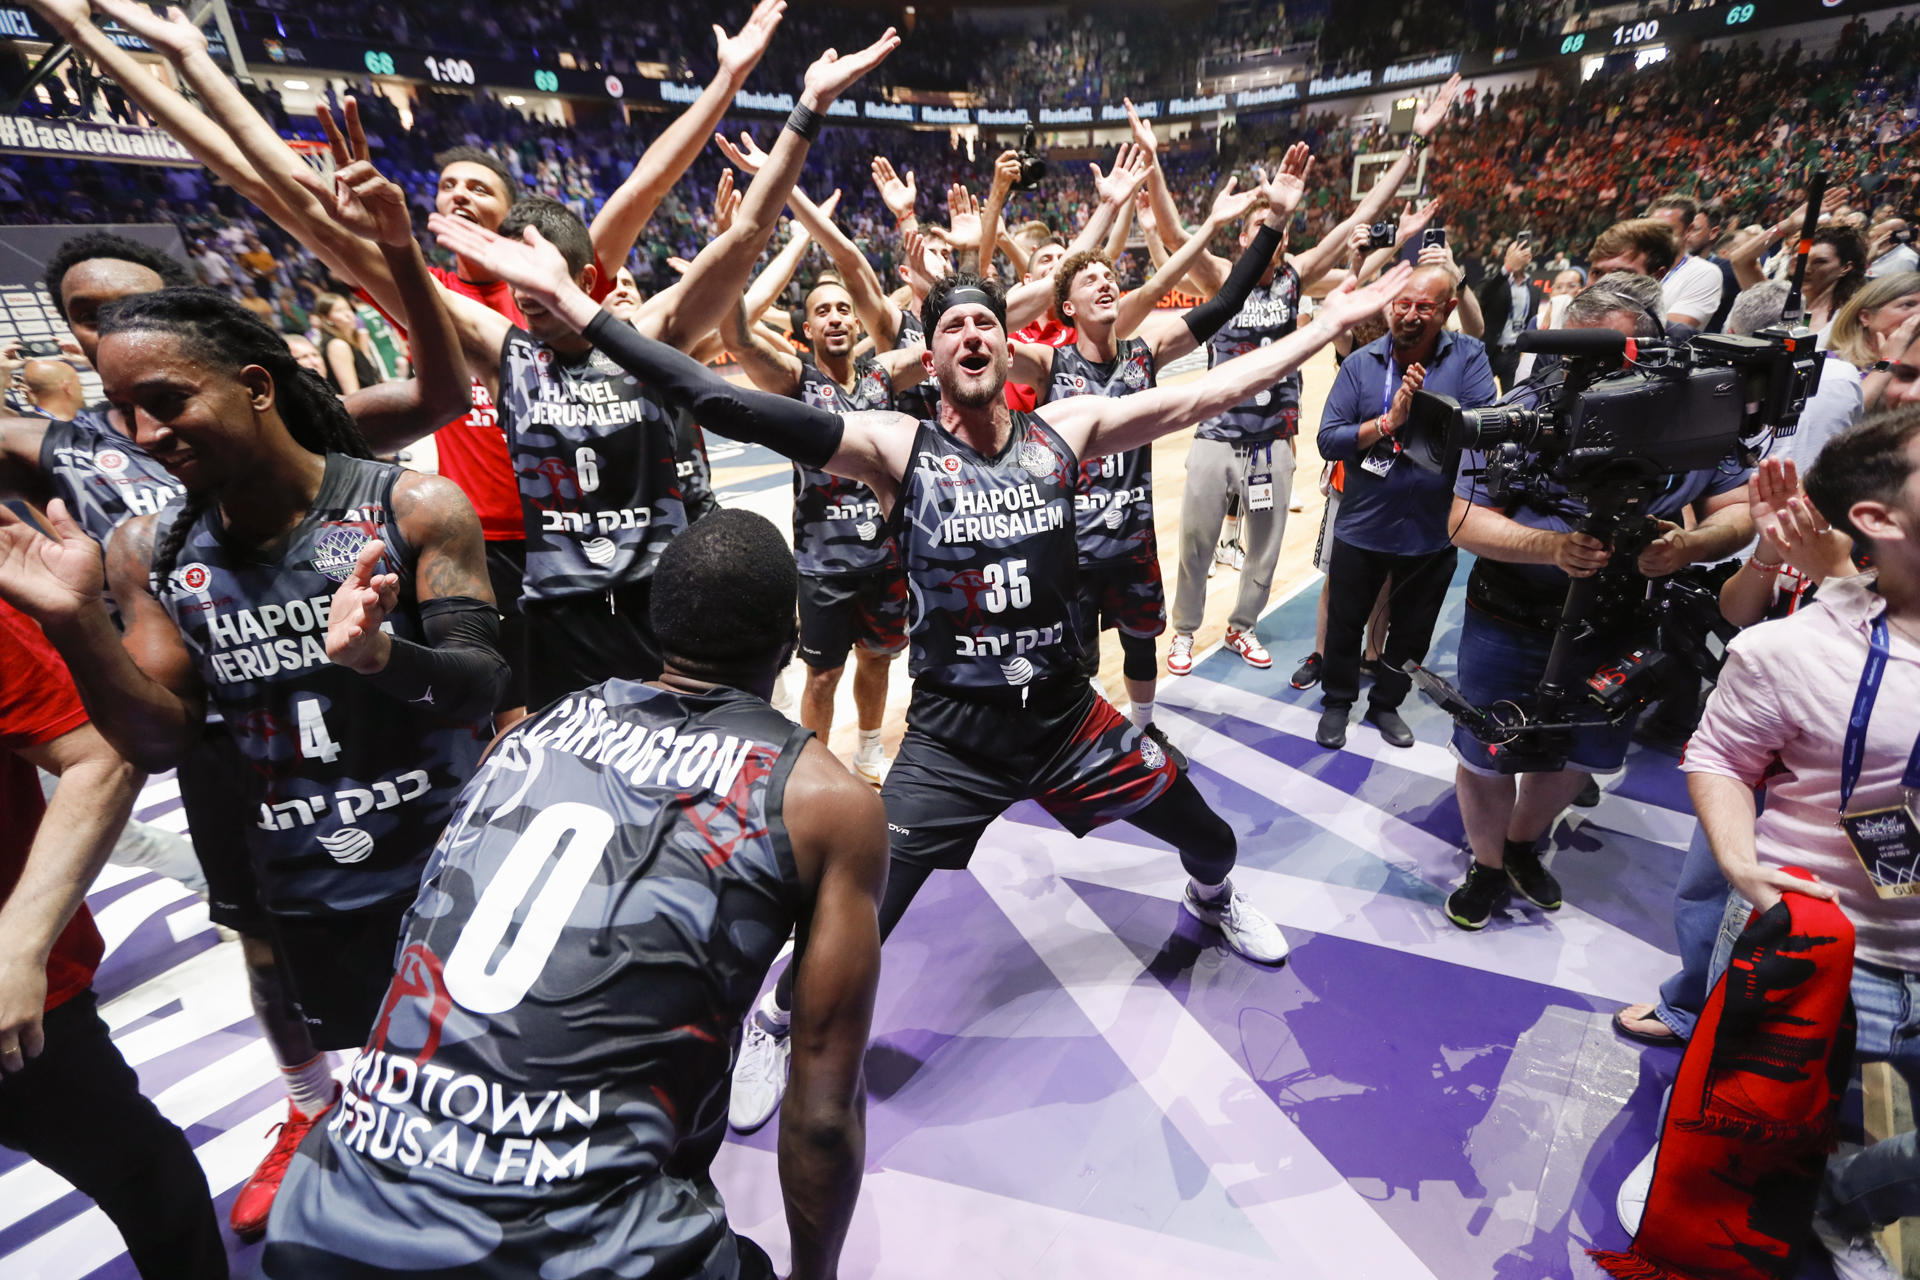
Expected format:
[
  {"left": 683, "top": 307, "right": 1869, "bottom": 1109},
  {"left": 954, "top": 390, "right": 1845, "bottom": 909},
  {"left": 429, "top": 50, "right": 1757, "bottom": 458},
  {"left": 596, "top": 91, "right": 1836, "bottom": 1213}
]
[{"left": 95, "top": 287, "right": 374, "bottom": 594}]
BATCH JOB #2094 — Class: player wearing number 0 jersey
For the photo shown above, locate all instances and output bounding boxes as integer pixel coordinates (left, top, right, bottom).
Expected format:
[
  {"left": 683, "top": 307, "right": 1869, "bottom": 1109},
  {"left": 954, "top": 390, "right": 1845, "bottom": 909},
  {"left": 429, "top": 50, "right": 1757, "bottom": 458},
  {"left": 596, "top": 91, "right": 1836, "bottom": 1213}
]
[{"left": 264, "top": 511, "right": 886, "bottom": 1280}]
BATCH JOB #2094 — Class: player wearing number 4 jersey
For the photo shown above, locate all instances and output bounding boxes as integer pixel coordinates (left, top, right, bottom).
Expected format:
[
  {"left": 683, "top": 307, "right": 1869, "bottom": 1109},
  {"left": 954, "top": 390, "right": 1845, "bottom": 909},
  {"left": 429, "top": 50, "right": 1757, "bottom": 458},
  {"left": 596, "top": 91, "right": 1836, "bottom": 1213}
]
[
  {"left": 0, "top": 288, "right": 505, "bottom": 1055},
  {"left": 435, "top": 198, "right": 1418, "bottom": 1129},
  {"left": 265, "top": 511, "right": 885, "bottom": 1280}
]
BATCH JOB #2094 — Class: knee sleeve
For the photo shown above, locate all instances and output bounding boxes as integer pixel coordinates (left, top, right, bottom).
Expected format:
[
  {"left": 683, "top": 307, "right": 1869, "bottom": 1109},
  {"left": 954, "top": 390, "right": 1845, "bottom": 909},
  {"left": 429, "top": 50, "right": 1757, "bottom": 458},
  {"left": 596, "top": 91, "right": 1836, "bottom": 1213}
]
[
  {"left": 1121, "top": 630, "right": 1158, "bottom": 682},
  {"left": 1127, "top": 774, "right": 1237, "bottom": 884}
]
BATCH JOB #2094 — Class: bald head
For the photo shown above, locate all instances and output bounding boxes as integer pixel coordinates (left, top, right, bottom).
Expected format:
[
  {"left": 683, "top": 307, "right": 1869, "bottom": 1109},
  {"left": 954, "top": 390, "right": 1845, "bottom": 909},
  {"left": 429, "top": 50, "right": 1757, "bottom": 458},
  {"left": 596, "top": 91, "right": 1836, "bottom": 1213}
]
[
  {"left": 22, "top": 358, "right": 83, "bottom": 420},
  {"left": 1407, "top": 264, "right": 1457, "bottom": 301}
]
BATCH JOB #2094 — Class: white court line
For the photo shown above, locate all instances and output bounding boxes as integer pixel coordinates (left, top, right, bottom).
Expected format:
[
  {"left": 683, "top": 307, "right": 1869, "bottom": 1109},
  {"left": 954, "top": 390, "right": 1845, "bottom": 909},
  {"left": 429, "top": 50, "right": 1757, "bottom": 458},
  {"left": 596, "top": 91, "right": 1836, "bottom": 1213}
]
[
  {"left": 1162, "top": 673, "right": 1700, "bottom": 853},
  {"left": 962, "top": 823, "right": 1442, "bottom": 1280},
  {"left": 1137, "top": 706, "right": 1677, "bottom": 1003},
  {"left": 713, "top": 1142, "right": 1289, "bottom": 1279}
]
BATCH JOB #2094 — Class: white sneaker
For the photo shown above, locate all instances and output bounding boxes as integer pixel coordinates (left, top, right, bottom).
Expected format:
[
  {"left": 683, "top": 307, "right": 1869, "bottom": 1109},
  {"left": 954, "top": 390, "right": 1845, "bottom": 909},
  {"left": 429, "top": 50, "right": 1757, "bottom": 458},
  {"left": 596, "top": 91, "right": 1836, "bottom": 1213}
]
[
  {"left": 1616, "top": 1142, "right": 1656, "bottom": 1236},
  {"left": 1223, "top": 628, "right": 1273, "bottom": 669},
  {"left": 1183, "top": 882, "right": 1290, "bottom": 964},
  {"left": 1167, "top": 633, "right": 1195, "bottom": 676},
  {"left": 729, "top": 1016, "right": 791, "bottom": 1132},
  {"left": 1812, "top": 1210, "right": 1900, "bottom": 1280},
  {"left": 1213, "top": 539, "right": 1245, "bottom": 572},
  {"left": 854, "top": 747, "right": 886, "bottom": 788}
]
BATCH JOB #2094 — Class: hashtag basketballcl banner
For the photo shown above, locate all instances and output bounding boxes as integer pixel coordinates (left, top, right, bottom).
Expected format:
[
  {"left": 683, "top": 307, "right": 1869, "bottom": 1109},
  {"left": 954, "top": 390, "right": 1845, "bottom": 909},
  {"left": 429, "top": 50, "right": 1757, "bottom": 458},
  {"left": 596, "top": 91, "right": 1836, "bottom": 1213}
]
[{"left": 0, "top": 114, "right": 198, "bottom": 166}]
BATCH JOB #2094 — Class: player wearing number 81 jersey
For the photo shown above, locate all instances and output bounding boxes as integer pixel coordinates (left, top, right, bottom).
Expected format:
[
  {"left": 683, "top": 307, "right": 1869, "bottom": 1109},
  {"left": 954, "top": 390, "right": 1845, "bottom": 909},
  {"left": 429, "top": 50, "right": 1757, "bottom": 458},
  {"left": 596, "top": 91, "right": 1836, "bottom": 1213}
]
[{"left": 264, "top": 511, "right": 886, "bottom": 1280}]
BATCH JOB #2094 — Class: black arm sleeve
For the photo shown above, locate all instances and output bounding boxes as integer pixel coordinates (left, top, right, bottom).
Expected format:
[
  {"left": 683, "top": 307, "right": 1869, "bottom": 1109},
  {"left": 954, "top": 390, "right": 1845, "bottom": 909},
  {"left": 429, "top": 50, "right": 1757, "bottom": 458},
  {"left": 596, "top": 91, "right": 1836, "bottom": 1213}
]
[
  {"left": 362, "top": 596, "right": 509, "bottom": 722},
  {"left": 583, "top": 309, "right": 845, "bottom": 468},
  {"left": 1182, "top": 223, "right": 1284, "bottom": 345}
]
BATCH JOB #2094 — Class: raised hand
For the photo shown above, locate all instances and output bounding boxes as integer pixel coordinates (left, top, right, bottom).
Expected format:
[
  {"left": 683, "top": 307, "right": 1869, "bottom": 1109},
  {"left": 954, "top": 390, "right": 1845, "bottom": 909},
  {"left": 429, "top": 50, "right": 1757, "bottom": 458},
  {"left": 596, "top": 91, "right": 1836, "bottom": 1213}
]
[
  {"left": 1412, "top": 73, "right": 1462, "bottom": 136},
  {"left": 1135, "top": 190, "right": 1157, "bottom": 237},
  {"left": 800, "top": 28, "right": 900, "bottom": 109},
  {"left": 1123, "top": 97, "right": 1158, "bottom": 158},
  {"left": 871, "top": 155, "right": 917, "bottom": 222},
  {"left": 713, "top": 0, "right": 785, "bottom": 81},
  {"left": 1206, "top": 176, "right": 1260, "bottom": 228},
  {"left": 0, "top": 499, "right": 105, "bottom": 625},
  {"left": 87, "top": 0, "right": 206, "bottom": 60},
  {"left": 1315, "top": 261, "right": 1414, "bottom": 334},
  {"left": 1091, "top": 143, "right": 1151, "bottom": 206},
  {"left": 1253, "top": 142, "right": 1313, "bottom": 218},
  {"left": 712, "top": 167, "right": 740, "bottom": 235},
  {"left": 1397, "top": 196, "right": 1442, "bottom": 243},
  {"left": 1417, "top": 243, "right": 1463, "bottom": 285},
  {"left": 945, "top": 182, "right": 982, "bottom": 246},
  {"left": 292, "top": 98, "right": 414, "bottom": 249},
  {"left": 429, "top": 215, "right": 576, "bottom": 304},
  {"left": 22, "top": 0, "right": 91, "bottom": 36},
  {"left": 326, "top": 538, "right": 400, "bottom": 674},
  {"left": 713, "top": 130, "right": 769, "bottom": 177},
  {"left": 990, "top": 149, "right": 1022, "bottom": 198}
]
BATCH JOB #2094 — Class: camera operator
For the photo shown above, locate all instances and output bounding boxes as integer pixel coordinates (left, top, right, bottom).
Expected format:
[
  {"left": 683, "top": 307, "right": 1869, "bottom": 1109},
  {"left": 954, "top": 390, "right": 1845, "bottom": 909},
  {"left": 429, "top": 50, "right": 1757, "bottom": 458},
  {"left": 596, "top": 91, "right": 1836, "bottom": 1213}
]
[
  {"left": 1314, "top": 264, "right": 1495, "bottom": 750},
  {"left": 1440, "top": 273, "right": 1756, "bottom": 930}
]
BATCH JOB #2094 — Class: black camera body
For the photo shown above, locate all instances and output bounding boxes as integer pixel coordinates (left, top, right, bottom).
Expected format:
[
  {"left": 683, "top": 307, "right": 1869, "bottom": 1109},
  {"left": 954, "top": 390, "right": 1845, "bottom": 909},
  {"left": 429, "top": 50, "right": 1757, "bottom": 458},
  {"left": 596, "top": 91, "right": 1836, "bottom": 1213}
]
[
  {"left": 1397, "top": 321, "right": 1821, "bottom": 772},
  {"left": 1364, "top": 221, "right": 1397, "bottom": 250},
  {"left": 1012, "top": 124, "right": 1047, "bottom": 191}
]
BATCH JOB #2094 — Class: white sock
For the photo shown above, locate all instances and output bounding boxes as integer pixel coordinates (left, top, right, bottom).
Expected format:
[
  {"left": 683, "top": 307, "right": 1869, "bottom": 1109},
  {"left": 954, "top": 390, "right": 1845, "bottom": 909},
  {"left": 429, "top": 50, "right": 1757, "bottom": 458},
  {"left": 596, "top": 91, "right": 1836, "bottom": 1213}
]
[
  {"left": 282, "top": 1052, "right": 337, "bottom": 1119},
  {"left": 1221, "top": 515, "right": 1241, "bottom": 544},
  {"left": 757, "top": 987, "right": 791, "bottom": 1032},
  {"left": 856, "top": 728, "right": 883, "bottom": 759},
  {"left": 1130, "top": 699, "right": 1153, "bottom": 730},
  {"left": 1189, "top": 876, "right": 1231, "bottom": 905}
]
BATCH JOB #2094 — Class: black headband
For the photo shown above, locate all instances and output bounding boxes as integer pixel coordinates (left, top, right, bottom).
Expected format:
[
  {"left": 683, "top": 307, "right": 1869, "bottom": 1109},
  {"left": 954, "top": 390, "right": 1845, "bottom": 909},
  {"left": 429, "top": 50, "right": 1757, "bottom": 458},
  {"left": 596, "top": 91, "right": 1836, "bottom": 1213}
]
[{"left": 931, "top": 285, "right": 1003, "bottom": 328}]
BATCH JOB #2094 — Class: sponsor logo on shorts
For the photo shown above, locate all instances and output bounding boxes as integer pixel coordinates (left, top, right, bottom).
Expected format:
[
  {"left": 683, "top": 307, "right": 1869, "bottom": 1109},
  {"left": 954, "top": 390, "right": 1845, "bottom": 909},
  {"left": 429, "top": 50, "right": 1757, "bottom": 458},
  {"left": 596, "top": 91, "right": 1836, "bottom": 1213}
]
[
  {"left": 1139, "top": 735, "right": 1165, "bottom": 770},
  {"left": 310, "top": 525, "right": 374, "bottom": 582},
  {"left": 887, "top": 822, "right": 910, "bottom": 835},
  {"left": 319, "top": 827, "right": 376, "bottom": 864}
]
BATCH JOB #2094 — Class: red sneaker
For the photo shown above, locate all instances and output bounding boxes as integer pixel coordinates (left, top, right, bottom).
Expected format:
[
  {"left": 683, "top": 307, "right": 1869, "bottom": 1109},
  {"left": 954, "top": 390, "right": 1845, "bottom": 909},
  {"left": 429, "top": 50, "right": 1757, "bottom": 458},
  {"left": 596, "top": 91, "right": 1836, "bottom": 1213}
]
[{"left": 229, "top": 1085, "right": 339, "bottom": 1238}]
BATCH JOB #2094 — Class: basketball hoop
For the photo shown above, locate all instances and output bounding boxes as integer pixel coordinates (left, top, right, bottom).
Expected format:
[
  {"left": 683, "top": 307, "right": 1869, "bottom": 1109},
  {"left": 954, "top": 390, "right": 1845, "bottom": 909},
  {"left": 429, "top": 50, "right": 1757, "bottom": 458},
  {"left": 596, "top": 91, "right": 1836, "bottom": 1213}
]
[{"left": 287, "top": 138, "right": 336, "bottom": 184}]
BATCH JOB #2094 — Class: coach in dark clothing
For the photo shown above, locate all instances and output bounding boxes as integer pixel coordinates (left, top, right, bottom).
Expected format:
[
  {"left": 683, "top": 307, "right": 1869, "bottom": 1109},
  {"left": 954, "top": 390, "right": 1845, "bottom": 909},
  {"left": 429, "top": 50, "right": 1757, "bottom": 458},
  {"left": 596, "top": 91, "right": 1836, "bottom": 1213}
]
[
  {"left": 1315, "top": 264, "right": 1496, "bottom": 749},
  {"left": 1475, "top": 239, "right": 1545, "bottom": 391}
]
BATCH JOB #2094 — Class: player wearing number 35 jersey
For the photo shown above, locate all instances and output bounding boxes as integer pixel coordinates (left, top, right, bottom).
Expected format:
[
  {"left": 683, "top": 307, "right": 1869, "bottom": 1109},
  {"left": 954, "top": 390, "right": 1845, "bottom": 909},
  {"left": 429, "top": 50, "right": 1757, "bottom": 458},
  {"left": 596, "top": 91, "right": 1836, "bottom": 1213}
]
[{"left": 265, "top": 511, "right": 886, "bottom": 1280}]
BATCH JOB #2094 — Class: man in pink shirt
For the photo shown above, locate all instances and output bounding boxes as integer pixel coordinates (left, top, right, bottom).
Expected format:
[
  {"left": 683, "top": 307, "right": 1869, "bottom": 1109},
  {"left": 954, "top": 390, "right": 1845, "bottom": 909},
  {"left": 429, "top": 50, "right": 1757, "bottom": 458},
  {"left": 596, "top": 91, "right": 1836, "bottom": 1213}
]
[{"left": 1681, "top": 406, "right": 1920, "bottom": 1277}]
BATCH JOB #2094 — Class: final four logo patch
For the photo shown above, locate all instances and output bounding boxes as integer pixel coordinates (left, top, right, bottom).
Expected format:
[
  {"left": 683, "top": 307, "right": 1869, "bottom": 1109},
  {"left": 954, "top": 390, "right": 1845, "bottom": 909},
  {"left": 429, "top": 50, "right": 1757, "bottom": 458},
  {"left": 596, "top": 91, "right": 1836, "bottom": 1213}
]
[
  {"left": 311, "top": 525, "right": 375, "bottom": 582},
  {"left": 1018, "top": 440, "right": 1054, "bottom": 478}
]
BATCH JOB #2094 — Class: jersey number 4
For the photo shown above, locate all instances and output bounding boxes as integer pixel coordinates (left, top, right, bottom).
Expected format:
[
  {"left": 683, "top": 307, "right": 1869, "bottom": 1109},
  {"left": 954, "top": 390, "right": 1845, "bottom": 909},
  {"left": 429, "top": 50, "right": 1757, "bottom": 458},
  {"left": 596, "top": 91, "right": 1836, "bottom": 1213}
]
[{"left": 443, "top": 802, "right": 615, "bottom": 1014}]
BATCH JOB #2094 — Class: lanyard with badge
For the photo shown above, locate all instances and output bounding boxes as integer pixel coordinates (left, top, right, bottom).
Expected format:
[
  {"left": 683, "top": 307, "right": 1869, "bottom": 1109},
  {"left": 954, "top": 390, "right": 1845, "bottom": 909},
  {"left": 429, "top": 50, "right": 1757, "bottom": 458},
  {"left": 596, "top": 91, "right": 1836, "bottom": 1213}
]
[
  {"left": 1360, "top": 356, "right": 1400, "bottom": 479},
  {"left": 1245, "top": 441, "right": 1277, "bottom": 512},
  {"left": 1838, "top": 613, "right": 1920, "bottom": 898}
]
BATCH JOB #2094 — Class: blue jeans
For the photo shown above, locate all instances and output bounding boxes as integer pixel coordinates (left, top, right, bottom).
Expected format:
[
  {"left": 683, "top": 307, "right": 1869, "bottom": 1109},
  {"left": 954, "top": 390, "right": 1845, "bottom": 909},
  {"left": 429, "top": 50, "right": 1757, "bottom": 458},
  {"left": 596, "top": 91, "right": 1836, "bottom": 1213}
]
[
  {"left": 1707, "top": 897, "right": 1920, "bottom": 1231},
  {"left": 1450, "top": 606, "right": 1639, "bottom": 776},
  {"left": 1650, "top": 825, "right": 1733, "bottom": 1040}
]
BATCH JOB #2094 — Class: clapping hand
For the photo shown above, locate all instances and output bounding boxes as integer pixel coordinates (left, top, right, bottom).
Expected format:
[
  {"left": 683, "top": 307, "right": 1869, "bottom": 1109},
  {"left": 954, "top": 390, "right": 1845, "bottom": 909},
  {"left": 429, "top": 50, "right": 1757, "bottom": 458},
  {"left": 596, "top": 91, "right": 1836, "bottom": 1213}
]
[{"left": 326, "top": 538, "right": 400, "bottom": 674}]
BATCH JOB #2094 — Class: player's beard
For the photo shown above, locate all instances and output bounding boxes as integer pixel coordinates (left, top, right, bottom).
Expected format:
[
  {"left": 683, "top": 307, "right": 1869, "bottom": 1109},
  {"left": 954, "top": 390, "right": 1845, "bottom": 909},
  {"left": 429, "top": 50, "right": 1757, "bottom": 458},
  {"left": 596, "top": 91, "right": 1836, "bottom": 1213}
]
[{"left": 940, "top": 347, "right": 1008, "bottom": 409}]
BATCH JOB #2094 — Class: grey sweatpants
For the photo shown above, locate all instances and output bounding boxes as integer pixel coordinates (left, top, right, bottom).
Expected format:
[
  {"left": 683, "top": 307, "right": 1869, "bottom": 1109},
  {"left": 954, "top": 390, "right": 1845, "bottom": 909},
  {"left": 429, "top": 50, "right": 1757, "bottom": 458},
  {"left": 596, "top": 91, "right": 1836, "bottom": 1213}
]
[{"left": 1171, "top": 436, "right": 1296, "bottom": 636}]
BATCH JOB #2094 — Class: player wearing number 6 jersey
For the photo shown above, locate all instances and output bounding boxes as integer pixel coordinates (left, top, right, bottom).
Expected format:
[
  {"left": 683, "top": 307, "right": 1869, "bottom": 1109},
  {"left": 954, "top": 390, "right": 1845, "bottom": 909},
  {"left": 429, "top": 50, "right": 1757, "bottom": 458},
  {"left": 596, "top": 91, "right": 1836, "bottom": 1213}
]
[
  {"left": 265, "top": 510, "right": 886, "bottom": 1280},
  {"left": 0, "top": 289, "right": 506, "bottom": 1057},
  {"left": 427, "top": 203, "right": 1418, "bottom": 1130}
]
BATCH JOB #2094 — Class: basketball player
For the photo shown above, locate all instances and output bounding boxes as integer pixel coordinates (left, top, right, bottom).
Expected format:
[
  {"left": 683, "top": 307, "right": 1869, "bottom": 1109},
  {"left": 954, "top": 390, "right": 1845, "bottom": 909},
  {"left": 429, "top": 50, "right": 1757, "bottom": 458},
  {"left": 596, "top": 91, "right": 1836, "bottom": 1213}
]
[
  {"left": 80, "top": 0, "right": 790, "bottom": 730},
  {"left": 428, "top": 213, "right": 1411, "bottom": 1128},
  {"left": 0, "top": 274, "right": 504, "bottom": 1227},
  {"left": 263, "top": 510, "right": 885, "bottom": 1280},
  {"left": 719, "top": 276, "right": 924, "bottom": 785},
  {"left": 1010, "top": 156, "right": 1307, "bottom": 732},
  {"left": 0, "top": 225, "right": 472, "bottom": 1234},
  {"left": 1133, "top": 79, "right": 1460, "bottom": 678}
]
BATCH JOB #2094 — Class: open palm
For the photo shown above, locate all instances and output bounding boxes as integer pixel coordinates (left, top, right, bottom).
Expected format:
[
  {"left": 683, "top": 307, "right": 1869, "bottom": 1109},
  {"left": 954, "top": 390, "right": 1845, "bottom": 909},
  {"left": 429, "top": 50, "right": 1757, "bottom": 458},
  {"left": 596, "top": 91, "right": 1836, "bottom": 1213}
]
[
  {"left": 713, "top": 0, "right": 785, "bottom": 80},
  {"left": 0, "top": 501, "right": 105, "bottom": 623},
  {"left": 801, "top": 28, "right": 900, "bottom": 105}
]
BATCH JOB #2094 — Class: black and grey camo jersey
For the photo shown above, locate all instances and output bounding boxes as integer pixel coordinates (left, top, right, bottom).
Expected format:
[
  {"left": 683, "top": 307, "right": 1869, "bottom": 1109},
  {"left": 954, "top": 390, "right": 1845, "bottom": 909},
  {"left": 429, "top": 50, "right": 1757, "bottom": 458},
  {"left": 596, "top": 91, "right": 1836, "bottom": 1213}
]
[
  {"left": 888, "top": 413, "right": 1086, "bottom": 690},
  {"left": 152, "top": 455, "right": 486, "bottom": 915},
  {"left": 38, "top": 407, "right": 184, "bottom": 545},
  {"left": 793, "top": 354, "right": 895, "bottom": 577},
  {"left": 264, "top": 681, "right": 810, "bottom": 1280},
  {"left": 891, "top": 308, "right": 938, "bottom": 422},
  {"left": 1048, "top": 339, "right": 1157, "bottom": 565},
  {"left": 498, "top": 327, "right": 686, "bottom": 603},
  {"left": 1197, "top": 264, "right": 1303, "bottom": 446},
  {"left": 670, "top": 406, "right": 719, "bottom": 523}
]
